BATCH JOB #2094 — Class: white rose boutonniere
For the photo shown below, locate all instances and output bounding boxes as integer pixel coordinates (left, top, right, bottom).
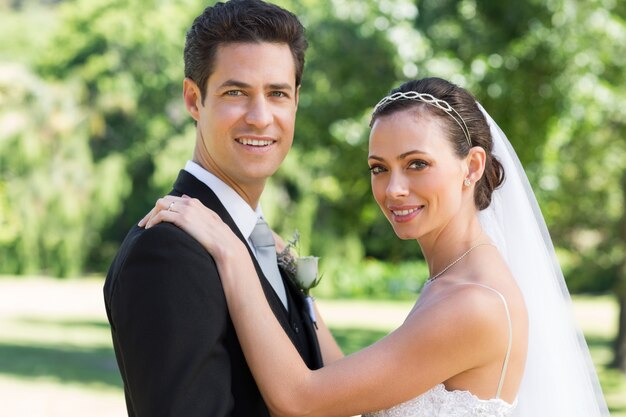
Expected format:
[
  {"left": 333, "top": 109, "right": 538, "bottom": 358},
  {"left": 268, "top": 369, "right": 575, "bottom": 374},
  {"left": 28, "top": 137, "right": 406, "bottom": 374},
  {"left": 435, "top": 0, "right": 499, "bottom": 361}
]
[
  {"left": 295, "top": 256, "right": 320, "bottom": 291},
  {"left": 277, "top": 230, "right": 322, "bottom": 328}
]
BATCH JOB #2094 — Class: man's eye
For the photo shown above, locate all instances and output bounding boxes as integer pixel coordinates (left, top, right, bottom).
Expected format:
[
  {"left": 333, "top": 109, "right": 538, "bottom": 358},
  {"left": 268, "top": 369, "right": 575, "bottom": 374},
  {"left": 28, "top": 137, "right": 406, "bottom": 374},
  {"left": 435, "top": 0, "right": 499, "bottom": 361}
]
[{"left": 225, "top": 90, "right": 243, "bottom": 96}]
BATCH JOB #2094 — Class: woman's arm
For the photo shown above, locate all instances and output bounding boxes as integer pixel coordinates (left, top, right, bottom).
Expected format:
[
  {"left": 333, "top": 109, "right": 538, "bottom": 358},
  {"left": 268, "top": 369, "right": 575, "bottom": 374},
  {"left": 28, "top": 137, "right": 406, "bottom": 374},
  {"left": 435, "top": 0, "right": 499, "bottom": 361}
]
[{"left": 142, "top": 196, "right": 509, "bottom": 417}]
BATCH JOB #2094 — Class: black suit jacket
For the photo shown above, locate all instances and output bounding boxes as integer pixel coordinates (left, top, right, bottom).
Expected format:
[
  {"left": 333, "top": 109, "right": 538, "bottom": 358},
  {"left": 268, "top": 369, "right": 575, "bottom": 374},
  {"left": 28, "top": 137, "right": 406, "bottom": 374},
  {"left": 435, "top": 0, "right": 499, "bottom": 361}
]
[{"left": 104, "top": 170, "right": 323, "bottom": 417}]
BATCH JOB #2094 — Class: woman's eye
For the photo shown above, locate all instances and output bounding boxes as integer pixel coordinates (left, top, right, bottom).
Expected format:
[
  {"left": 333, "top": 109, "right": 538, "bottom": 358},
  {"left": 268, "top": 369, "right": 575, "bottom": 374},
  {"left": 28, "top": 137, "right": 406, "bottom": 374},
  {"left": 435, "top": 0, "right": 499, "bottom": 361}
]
[
  {"left": 408, "top": 160, "right": 428, "bottom": 170},
  {"left": 369, "top": 165, "right": 386, "bottom": 175}
]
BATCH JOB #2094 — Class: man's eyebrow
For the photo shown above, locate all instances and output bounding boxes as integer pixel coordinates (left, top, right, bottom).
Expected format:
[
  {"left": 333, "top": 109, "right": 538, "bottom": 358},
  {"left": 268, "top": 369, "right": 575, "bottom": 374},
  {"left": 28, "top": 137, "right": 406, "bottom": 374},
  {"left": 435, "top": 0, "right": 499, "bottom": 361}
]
[
  {"left": 267, "top": 83, "right": 293, "bottom": 91},
  {"left": 217, "top": 80, "right": 293, "bottom": 91},
  {"left": 218, "top": 80, "right": 252, "bottom": 89}
]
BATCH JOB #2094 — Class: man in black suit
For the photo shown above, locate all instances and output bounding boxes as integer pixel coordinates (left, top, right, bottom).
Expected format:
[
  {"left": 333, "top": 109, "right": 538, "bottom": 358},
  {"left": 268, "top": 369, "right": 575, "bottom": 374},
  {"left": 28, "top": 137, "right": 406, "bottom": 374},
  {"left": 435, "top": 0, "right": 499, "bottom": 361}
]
[{"left": 104, "top": 1, "right": 323, "bottom": 415}]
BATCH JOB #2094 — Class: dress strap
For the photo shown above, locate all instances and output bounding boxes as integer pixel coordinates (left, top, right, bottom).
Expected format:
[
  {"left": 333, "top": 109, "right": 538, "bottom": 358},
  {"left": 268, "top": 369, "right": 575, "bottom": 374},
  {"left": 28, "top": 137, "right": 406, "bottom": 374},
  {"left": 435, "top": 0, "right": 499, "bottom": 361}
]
[{"left": 456, "top": 283, "right": 513, "bottom": 399}]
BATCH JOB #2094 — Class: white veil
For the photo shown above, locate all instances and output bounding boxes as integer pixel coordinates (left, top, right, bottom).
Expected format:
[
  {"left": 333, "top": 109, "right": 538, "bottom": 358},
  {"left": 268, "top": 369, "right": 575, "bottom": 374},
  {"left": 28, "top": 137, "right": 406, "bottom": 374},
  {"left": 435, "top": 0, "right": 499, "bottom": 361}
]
[{"left": 477, "top": 104, "right": 610, "bottom": 417}]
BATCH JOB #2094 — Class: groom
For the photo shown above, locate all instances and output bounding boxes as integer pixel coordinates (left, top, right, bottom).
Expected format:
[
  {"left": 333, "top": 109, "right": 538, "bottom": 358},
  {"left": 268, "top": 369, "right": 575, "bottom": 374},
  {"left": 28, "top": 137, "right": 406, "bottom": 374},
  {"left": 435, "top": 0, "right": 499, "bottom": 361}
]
[{"left": 104, "top": 1, "right": 323, "bottom": 416}]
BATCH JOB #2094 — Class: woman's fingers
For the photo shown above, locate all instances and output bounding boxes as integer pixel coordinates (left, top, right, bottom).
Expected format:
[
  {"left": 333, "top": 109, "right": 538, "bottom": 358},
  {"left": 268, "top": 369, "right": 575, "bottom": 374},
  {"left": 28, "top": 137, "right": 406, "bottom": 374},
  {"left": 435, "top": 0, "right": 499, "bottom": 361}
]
[
  {"left": 139, "top": 194, "right": 245, "bottom": 260},
  {"left": 145, "top": 197, "right": 180, "bottom": 228},
  {"left": 137, "top": 210, "right": 152, "bottom": 227},
  {"left": 140, "top": 196, "right": 178, "bottom": 228},
  {"left": 145, "top": 208, "right": 181, "bottom": 229},
  {"left": 143, "top": 196, "right": 211, "bottom": 229}
]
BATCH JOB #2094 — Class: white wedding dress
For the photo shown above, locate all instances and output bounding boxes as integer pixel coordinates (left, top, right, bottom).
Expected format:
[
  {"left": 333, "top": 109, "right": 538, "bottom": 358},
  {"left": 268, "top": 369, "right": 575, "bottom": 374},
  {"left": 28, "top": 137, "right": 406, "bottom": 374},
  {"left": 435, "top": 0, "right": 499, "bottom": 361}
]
[{"left": 362, "top": 384, "right": 515, "bottom": 417}]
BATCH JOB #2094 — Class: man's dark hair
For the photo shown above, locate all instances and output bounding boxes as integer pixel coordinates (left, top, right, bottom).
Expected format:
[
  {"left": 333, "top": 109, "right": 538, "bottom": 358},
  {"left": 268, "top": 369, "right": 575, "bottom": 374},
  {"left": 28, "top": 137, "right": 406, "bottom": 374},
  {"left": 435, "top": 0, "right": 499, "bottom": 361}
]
[{"left": 184, "top": 0, "right": 308, "bottom": 102}]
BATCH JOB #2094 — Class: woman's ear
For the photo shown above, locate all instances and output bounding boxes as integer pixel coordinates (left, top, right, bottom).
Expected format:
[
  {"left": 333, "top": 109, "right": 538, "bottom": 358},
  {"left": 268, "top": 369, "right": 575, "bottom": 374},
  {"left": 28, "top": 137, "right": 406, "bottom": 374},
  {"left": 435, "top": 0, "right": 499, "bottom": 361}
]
[
  {"left": 465, "top": 146, "right": 487, "bottom": 185},
  {"left": 183, "top": 77, "right": 202, "bottom": 121}
]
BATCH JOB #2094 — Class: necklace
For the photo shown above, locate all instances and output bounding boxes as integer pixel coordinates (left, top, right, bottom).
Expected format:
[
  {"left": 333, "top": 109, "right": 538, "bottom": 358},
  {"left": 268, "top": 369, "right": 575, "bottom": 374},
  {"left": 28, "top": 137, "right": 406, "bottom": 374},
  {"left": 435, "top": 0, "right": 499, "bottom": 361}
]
[{"left": 424, "top": 243, "right": 491, "bottom": 286}]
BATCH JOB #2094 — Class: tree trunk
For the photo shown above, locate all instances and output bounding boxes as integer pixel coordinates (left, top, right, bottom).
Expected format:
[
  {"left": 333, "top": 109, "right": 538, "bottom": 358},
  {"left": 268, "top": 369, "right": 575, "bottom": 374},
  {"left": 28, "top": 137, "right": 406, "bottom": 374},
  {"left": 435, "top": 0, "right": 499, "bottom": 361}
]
[
  {"left": 611, "top": 171, "right": 626, "bottom": 372},
  {"left": 613, "top": 292, "right": 626, "bottom": 371}
]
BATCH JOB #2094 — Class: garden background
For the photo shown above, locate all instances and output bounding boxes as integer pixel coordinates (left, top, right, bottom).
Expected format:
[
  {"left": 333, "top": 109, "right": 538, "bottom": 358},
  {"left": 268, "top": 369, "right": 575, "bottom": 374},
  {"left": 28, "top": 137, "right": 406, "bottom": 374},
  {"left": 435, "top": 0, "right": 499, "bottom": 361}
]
[{"left": 1, "top": 0, "right": 625, "bottom": 415}]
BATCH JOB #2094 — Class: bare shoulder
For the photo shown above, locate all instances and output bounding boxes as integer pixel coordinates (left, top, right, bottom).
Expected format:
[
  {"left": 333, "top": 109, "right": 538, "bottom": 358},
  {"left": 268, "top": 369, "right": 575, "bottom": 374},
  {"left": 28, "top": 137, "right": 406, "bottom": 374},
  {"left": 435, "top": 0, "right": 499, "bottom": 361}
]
[
  {"left": 438, "top": 249, "right": 527, "bottom": 325},
  {"left": 406, "top": 282, "right": 516, "bottom": 350},
  {"left": 375, "top": 280, "right": 515, "bottom": 388},
  {"left": 435, "top": 283, "right": 510, "bottom": 327}
]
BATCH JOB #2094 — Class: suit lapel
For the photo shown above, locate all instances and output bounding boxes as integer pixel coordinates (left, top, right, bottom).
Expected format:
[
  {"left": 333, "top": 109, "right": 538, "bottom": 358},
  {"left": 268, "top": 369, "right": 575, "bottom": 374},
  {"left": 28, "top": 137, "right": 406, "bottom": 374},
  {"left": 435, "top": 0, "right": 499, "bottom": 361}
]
[{"left": 170, "top": 171, "right": 304, "bottom": 350}]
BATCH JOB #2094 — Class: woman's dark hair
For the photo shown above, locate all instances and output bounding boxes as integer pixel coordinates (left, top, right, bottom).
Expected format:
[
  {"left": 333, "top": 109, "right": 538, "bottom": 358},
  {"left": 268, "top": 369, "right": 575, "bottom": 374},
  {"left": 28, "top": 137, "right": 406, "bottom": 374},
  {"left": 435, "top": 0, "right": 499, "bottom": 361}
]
[
  {"left": 184, "top": 0, "right": 308, "bottom": 102},
  {"left": 371, "top": 77, "right": 505, "bottom": 210}
]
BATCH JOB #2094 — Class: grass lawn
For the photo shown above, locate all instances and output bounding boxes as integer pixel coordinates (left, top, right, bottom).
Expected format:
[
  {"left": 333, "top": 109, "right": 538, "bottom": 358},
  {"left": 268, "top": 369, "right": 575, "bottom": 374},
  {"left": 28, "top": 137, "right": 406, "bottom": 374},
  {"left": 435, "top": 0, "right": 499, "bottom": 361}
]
[{"left": 0, "top": 277, "right": 624, "bottom": 416}]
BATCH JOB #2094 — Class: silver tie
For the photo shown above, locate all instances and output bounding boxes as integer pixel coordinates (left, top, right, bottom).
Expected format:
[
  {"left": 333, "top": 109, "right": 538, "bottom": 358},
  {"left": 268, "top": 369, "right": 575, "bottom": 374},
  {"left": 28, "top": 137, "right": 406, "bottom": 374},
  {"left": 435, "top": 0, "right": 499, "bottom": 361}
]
[{"left": 249, "top": 218, "right": 288, "bottom": 309}]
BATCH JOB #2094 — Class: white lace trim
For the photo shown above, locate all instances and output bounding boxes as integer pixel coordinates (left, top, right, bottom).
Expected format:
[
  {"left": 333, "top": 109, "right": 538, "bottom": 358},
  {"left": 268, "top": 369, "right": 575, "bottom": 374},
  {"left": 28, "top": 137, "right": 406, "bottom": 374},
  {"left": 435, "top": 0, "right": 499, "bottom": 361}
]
[{"left": 363, "top": 384, "right": 516, "bottom": 417}]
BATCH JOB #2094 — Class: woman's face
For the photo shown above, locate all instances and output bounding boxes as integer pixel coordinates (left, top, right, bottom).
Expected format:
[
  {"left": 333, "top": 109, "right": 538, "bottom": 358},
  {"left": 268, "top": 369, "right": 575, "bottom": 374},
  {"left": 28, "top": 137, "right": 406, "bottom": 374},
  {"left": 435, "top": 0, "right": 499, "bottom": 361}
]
[{"left": 368, "top": 108, "right": 468, "bottom": 241}]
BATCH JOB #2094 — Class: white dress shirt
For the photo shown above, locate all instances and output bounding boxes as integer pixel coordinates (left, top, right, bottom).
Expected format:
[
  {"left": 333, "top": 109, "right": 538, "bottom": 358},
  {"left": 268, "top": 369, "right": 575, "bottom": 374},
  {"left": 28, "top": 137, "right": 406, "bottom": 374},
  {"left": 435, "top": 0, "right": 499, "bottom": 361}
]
[{"left": 184, "top": 160, "right": 264, "bottom": 256}]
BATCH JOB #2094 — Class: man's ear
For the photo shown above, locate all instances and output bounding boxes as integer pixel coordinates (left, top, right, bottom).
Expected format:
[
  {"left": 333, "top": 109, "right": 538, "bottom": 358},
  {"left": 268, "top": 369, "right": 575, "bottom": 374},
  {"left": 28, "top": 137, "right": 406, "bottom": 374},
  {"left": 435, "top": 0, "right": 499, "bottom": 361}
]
[
  {"left": 183, "top": 77, "right": 202, "bottom": 121},
  {"left": 294, "top": 84, "right": 301, "bottom": 108}
]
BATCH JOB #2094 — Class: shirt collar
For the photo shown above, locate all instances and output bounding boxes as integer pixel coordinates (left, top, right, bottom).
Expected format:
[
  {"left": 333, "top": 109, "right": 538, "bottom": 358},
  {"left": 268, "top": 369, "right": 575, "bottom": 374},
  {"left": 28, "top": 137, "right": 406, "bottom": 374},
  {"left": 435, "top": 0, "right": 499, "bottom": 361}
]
[{"left": 184, "top": 160, "right": 263, "bottom": 243}]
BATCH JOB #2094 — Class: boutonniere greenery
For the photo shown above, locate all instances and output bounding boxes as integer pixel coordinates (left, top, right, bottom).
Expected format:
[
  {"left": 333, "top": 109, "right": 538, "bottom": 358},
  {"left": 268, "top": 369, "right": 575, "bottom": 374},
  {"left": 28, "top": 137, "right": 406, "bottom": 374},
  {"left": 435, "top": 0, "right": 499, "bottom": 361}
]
[{"left": 277, "top": 230, "right": 322, "bottom": 328}]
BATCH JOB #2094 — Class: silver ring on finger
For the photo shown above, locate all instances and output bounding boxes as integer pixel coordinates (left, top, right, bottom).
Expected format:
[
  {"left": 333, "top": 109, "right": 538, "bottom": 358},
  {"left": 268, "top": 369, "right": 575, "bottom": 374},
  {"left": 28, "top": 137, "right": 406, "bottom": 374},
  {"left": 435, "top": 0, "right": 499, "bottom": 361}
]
[{"left": 167, "top": 201, "right": 175, "bottom": 211}]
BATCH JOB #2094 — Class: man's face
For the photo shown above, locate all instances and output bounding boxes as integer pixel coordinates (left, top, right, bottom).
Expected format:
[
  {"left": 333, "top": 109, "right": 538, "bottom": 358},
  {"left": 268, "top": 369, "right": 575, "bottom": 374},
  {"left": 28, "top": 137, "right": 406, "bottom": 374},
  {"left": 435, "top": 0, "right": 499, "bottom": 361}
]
[{"left": 185, "top": 42, "right": 298, "bottom": 203}]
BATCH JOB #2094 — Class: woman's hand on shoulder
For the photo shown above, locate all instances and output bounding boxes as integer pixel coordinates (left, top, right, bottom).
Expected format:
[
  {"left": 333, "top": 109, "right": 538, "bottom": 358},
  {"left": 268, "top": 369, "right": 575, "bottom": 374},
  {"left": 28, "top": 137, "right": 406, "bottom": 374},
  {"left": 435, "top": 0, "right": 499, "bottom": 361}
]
[{"left": 138, "top": 195, "right": 245, "bottom": 261}]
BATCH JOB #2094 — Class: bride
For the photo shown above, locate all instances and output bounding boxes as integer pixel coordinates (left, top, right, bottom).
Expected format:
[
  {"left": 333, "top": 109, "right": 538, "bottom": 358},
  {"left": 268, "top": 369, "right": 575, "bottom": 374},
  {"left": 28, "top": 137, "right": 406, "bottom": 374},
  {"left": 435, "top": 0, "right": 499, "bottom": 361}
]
[{"left": 141, "top": 77, "right": 609, "bottom": 417}]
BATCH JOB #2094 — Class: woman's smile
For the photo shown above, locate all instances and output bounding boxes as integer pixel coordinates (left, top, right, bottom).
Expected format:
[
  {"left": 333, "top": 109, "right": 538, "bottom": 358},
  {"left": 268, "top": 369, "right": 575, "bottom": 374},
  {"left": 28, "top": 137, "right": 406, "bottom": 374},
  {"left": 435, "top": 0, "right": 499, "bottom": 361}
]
[{"left": 388, "top": 205, "right": 425, "bottom": 223}]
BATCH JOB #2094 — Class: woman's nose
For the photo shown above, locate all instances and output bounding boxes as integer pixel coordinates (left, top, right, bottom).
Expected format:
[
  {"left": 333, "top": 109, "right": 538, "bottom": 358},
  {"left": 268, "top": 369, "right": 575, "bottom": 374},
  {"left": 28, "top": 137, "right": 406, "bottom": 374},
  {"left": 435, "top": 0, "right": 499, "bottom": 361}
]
[{"left": 386, "top": 172, "right": 409, "bottom": 199}]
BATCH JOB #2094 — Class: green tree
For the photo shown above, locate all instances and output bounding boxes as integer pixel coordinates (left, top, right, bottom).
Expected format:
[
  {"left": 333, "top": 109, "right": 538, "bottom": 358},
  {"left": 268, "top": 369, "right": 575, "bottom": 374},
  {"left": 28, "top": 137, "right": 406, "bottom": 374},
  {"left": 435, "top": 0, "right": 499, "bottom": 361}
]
[
  {"left": 536, "top": 0, "right": 626, "bottom": 371},
  {"left": 0, "top": 63, "right": 129, "bottom": 276},
  {"left": 35, "top": 0, "right": 205, "bottom": 269}
]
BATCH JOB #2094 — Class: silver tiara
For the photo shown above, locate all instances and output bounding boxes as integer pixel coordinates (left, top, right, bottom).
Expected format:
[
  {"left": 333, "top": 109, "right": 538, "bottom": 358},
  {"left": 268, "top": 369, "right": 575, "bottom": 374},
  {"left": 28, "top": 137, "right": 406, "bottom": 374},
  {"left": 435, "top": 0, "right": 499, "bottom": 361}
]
[{"left": 372, "top": 91, "right": 472, "bottom": 146}]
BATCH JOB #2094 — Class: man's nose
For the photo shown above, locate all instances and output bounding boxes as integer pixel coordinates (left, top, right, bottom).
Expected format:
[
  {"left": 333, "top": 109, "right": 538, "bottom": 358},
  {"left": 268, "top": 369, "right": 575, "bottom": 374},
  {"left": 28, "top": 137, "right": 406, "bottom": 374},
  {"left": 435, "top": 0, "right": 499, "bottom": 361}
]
[{"left": 244, "top": 96, "right": 273, "bottom": 129}]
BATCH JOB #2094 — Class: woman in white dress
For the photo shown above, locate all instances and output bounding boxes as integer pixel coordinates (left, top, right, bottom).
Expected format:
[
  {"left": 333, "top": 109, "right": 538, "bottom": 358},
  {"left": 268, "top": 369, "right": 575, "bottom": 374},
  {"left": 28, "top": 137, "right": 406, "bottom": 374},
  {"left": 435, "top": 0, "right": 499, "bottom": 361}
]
[{"left": 142, "top": 77, "right": 609, "bottom": 417}]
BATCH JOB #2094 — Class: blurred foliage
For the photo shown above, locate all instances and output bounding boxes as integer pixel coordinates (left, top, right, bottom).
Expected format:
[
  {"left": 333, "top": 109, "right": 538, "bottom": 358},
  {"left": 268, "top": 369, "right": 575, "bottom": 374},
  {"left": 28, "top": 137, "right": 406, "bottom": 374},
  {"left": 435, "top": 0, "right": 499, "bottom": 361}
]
[
  {"left": 535, "top": 2, "right": 626, "bottom": 296},
  {"left": 0, "top": 63, "right": 130, "bottom": 276},
  {"left": 315, "top": 258, "right": 428, "bottom": 300},
  {"left": 0, "top": 0, "right": 625, "bottom": 304},
  {"left": 34, "top": 0, "right": 205, "bottom": 269}
]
